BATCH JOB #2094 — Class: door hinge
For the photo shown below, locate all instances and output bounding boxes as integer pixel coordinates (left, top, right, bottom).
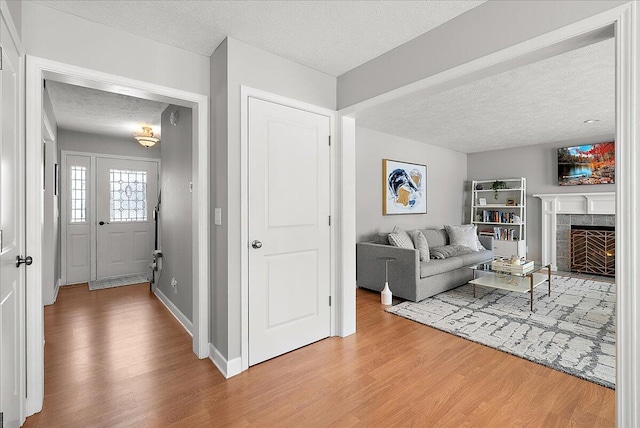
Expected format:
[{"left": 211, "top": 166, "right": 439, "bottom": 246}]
[
  {"left": 328, "top": 215, "right": 331, "bottom": 226},
  {"left": 328, "top": 136, "right": 331, "bottom": 146},
  {"left": 329, "top": 296, "right": 332, "bottom": 306}
]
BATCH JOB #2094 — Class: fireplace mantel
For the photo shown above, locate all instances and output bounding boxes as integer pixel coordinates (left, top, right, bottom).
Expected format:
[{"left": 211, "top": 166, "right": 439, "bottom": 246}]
[{"left": 533, "top": 192, "right": 615, "bottom": 270}]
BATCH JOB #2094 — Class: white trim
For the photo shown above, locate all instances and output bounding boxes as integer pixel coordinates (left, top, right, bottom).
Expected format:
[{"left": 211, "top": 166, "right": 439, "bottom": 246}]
[
  {"left": 209, "top": 344, "right": 242, "bottom": 379},
  {"left": 25, "top": 56, "right": 210, "bottom": 416},
  {"left": 335, "top": 4, "right": 636, "bottom": 425},
  {"left": 154, "top": 287, "right": 193, "bottom": 336},
  {"left": 53, "top": 279, "right": 61, "bottom": 303},
  {"left": 239, "top": 86, "right": 337, "bottom": 372}
]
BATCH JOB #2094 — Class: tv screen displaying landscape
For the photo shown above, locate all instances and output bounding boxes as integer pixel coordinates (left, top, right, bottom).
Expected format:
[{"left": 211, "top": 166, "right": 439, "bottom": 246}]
[{"left": 557, "top": 142, "right": 615, "bottom": 186}]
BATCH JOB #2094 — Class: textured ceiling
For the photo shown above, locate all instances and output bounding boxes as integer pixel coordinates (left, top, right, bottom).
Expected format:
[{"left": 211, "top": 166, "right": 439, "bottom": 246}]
[
  {"left": 32, "top": 0, "right": 485, "bottom": 76},
  {"left": 46, "top": 81, "right": 169, "bottom": 139},
  {"left": 356, "top": 39, "right": 615, "bottom": 153}
]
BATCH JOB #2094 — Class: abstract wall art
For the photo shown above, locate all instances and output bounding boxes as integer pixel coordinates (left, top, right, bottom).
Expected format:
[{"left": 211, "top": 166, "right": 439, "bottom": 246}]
[{"left": 382, "top": 159, "right": 427, "bottom": 215}]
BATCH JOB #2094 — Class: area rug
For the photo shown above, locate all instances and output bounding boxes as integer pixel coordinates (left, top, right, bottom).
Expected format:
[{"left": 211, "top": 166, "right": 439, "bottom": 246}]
[
  {"left": 88, "top": 273, "right": 150, "bottom": 291},
  {"left": 386, "top": 275, "right": 615, "bottom": 389}
]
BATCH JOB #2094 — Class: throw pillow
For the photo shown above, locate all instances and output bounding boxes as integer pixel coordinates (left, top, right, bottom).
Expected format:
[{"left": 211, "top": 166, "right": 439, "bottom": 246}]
[
  {"left": 444, "top": 224, "right": 479, "bottom": 252},
  {"left": 429, "top": 245, "right": 473, "bottom": 259},
  {"left": 409, "top": 230, "right": 430, "bottom": 262},
  {"left": 388, "top": 226, "right": 415, "bottom": 249}
]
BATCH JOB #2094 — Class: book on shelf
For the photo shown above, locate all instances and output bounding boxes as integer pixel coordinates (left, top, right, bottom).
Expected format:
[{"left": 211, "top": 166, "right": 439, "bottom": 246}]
[
  {"left": 493, "top": 227, "right": 518, "bottom": 241},
  {"left": 480, "top": 210, "right": 519, "bottom": 224}
]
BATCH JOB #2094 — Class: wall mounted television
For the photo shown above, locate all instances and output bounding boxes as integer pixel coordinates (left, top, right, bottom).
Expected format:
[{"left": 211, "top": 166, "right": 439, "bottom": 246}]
[{"left": 557, "top": 142, "right": 615, "bottom": 186}]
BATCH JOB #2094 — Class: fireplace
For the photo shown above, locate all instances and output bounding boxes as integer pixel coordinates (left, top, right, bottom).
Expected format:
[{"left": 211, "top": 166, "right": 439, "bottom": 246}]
[{"left": 570, "top": 225, "right": 615, "bottom": 277}]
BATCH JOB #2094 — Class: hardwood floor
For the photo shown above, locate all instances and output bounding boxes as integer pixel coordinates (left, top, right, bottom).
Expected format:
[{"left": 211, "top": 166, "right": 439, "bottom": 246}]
[{"left": 24, "top": 284, "right": 615, "bottom": 427}]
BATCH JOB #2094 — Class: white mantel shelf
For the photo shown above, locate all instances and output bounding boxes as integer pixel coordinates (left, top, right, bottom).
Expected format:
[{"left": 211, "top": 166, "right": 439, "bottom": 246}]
[{"left": 533, "top": 192, "right": 615, "bottom": 270}]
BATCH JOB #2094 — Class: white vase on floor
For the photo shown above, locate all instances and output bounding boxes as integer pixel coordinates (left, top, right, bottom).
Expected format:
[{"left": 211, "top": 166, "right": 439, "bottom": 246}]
[{"left": 381, "top": 282, "right": 392, "bottom": 305}]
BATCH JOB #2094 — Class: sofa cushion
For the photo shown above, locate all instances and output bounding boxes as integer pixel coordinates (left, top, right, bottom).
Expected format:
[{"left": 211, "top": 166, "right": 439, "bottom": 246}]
[
  {"left": 430, "top": 245, "right": 473, "bottom": 259},
  {"left": 421, "top": 228, "right": 448, "bottom": 247},
  {"left": 375, "top": 233, "right": 390, "bottom": 245},
  {"left": 457, "top": 249, "right": 493, "bottom": 266},
  {"left": 420, "top": 257, "right": 464, "bottom": 278},
  {"left": 388, "top": 226, "right": 414, "bottom": 249},
  {"left": 445, "top": 224, "right": 480, "bottom": 251},
  {"left": 410, "top": 230, "right": 430, "bottom": 262}
]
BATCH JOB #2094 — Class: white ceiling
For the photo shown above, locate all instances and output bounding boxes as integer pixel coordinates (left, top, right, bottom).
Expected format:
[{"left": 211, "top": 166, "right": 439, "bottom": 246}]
[
  {"left": 32, "top": 0, "right": 485, "bottom": 77},
  {"left": 46, "top": 81, "right": 168, "bottom": 139},
  {"left": 356, "top": 38, "right": 615, "bottom": 153}
]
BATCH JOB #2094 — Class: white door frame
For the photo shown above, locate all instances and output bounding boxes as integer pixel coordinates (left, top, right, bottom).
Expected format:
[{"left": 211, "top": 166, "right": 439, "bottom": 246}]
[
  {"left": 336, "top": 3, "right": 638, "bottom": 425},
  {"left": 240, "top": 87, "right": 339, "bottom": 372},
  {"left": 60, "top": 150, "right": 161, "bottom": 285},
  {"left": 25, "top": 56, "right": 210, "bottom": 416}
]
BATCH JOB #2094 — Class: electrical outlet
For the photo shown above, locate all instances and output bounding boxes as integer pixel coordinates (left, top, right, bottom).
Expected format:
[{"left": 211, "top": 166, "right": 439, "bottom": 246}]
[{"left": 171, "top": 277, "right": 178, "bottom": 293}]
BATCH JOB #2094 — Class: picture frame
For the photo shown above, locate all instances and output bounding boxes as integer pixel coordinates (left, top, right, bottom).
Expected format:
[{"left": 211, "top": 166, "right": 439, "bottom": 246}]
[
  {"left": 506, "top": 198, "right": 516, "bottom": 206},
  {"left": 382, "top": 159, "right": 427, "bottom": 215},
  {"left": 478, "top": 198, "right": 487, "bottom": 206}
]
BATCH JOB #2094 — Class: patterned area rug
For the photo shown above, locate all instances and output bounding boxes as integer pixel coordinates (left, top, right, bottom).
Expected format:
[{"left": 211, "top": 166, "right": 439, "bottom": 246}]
[
  {"left": 386, "top": 275, "right": 615, "bottom": 389},
  {"left": 88, "top": 273, "right": 150, "bottom": 291}
]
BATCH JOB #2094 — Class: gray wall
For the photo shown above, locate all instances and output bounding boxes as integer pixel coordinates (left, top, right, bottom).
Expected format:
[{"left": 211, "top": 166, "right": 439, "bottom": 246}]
[
  {"left": 467, "top": 134, "right": 615, "bottom": 262},
  {"left": 6, "top": 0, "right": 21, "bottom": 37},
  {"left": 210, "top": 37, "right": 337, "bottom": 362},
  {"left": 210, "top": 39, "right": 228, "bottom": 356},
  {"left": 337, "top": 0, "right": 627, "bottom": 108},
  {"left": 58, "top": 129, "right": 161, "bottom": 159},
  {"left": 357, "top": 127, "right": 467, "bottom": 242},
  {"left": 157, "top": 105, "right": 193, "bottom": 321},
  {"left": 43, "top": 88, "right": 59, "bottom": 305}
]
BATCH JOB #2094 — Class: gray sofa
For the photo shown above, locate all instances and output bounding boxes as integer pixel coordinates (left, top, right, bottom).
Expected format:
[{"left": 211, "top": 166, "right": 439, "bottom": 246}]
[{"left": 356, "top": 228, "right": 493, "bottom": 302}]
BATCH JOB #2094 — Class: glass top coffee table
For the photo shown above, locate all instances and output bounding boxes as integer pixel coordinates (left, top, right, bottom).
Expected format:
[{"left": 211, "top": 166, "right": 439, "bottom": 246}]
[{"left": 468, "top": 261, "right": 552, "bottom": 311}]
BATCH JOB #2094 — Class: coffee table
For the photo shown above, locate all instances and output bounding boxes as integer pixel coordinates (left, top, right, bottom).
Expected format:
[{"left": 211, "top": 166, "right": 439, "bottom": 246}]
[{"left": 468, "top": 261, "right": 552, "bottom": 311}]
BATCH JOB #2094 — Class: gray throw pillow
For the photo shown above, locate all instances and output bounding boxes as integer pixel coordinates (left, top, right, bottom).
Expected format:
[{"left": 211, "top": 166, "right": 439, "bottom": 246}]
[
  {"left": 388, "top": 226, "right": 415, "bottom": 249},
  {"left": 410, "top": 230, "right": 430, "bottom": 262},
  {"left": 444, "top": 224, "right": 479, "bottom": 252},
  {"left": 430, "top": 245, "right": 473, "bottom": 259}
]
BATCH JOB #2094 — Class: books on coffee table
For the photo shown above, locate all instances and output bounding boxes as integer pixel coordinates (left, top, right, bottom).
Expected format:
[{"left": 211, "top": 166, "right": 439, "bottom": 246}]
[{"left": 491, "top": 258, "right": 534, "bottom": 274}]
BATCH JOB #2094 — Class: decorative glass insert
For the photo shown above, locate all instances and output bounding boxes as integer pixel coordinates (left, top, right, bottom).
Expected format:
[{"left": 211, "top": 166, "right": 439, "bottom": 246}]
[
  {"left": 110, "top": 169, "right": 147, "bottom": 222},
  {"left": 70, "top": 166, "right": 87, "bottom": 223}
]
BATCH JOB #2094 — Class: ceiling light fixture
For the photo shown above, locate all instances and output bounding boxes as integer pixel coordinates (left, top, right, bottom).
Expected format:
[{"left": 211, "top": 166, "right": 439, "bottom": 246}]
[
  {"left": 583, "top": 119, "right": 600, "bottom": 124},
  {"left": 134, "top": 126, "right": 159, "bottom": 147}
]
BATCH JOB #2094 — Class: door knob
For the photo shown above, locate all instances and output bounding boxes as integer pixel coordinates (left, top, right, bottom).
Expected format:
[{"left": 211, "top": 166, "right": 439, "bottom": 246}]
[
  {"left": 16, "top": 255, "right": 33, "bottom": 267},
  {"left": 251, "top": 240, "right": 263, "bottom": 249},
  {"left": 99, "top": 221, "right": 110, "bottom": 225}
]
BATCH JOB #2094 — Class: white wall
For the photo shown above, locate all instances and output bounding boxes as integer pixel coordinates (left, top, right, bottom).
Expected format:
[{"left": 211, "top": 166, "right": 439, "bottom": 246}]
[
  {"left": 157, "top": 105, "right": 193, "bottom": 321},
  {"left": 356, "top": 127, "right": 467, "bottom": 241},
  {"left": 21, "top": 2, "right": 209, "bottom": 96},
  {"left": 338, "top": 1, "right": 628, "bottom": 108},
  {"left": 5, "top": 0, "right": 21, "bottom": 38},
  {"left": 467, "top": 134, "right": 615, "bottom": 262},
  {"left": 210, "top": 37, "right": 337, "bottom": 363},
  {"left": 58, "top": 129, "right": 161, "bottom": 159}
]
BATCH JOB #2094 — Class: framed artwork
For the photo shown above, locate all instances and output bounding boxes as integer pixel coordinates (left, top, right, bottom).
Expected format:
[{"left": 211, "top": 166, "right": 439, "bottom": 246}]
[
  {"left": 382, "top": 159, "right": 427, "bottom": 215},
  {"left": 506, "top": 198, "right": 516, "bottom": 206},
  {"left": 478, "top": 198, "right": 487, "bottom": 206},
  {"left": 557, "top": 142, "right": 614, "bottom": 185}
]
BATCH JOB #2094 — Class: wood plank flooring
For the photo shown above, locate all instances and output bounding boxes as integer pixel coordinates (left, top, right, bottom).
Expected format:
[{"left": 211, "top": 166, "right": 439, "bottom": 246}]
[{"left": 24, "top": 283, "right": 615, "bottom": 427}]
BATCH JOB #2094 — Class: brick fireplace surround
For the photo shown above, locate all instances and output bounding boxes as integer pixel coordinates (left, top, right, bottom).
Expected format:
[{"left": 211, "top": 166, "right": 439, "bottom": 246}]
[{"left": 533, "top": 192, "right": 615, "bottom": 271}]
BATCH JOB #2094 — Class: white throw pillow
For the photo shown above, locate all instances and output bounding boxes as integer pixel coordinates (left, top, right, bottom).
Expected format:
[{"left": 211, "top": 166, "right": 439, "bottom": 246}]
[
  {"left": 410, "top": 230, "right": 430, "bottom": 262},
  {"left": 444, "top": 224, "right": 480, "bottom": 252},
  {"left": 388, "top": 226, "right": 415, "bottom": 249}
]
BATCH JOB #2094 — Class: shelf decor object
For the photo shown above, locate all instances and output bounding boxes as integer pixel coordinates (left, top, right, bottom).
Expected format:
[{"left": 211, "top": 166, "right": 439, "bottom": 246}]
[
  {"left": 382, "top": 159, "right": 427, "bottom": 215},
  {"left": 471, "top": 177, "right": 527, "bottom": 258}
]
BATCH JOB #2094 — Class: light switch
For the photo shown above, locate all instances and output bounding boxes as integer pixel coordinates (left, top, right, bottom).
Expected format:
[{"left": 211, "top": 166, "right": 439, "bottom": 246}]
[{"left": 214, "top": 208, "right": 222, "bottom": 226}]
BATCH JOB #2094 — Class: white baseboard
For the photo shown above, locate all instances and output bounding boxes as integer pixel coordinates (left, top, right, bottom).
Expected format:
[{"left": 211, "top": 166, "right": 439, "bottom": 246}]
[
  {"left": 209, "top": 344, "right": 242, "bottom": 379},
  {"left": 154, "top": 288, "right": 193, "bottom": 337},
  {"left": 53, "top": 278, "right": 61, "bottom": 303}
]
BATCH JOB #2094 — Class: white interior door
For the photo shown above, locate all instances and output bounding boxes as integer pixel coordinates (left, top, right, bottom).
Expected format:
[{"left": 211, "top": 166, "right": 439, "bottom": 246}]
[
  {"left": 248, "top": 97, "right": 331, "bottom": 366},
  {"left": 0, "top": 14, "right": 25, "bottom": 428},
  {"left": 96, "top": 157, "right": 158, "bottom": 279}
]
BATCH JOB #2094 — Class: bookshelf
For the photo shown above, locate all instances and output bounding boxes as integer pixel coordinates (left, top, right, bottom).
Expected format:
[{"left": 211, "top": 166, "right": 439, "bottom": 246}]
[{"left": 470, "top": 177, "right": 526, "bottom": 258}]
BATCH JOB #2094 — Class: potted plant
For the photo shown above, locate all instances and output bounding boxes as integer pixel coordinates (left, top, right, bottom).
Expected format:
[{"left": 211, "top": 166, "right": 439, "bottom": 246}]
[{"left": 491, "top": 180, "right": 507, "bottom": 200}]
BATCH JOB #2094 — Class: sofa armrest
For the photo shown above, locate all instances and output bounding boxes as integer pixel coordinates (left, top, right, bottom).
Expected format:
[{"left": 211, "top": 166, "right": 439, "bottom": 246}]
[
  {"left": 356, "top": 242, "right": 420, "bottom": 301},
  {"left": 479, "top": 236, "right": 494, "bottom": 252}
]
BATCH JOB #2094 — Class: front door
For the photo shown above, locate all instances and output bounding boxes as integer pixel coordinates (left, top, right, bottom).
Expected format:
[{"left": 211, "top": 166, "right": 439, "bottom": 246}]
[
  {"left": 248, "top": 97, "right": 331, "bottom": 365},
  {"left": 0, "top": 12, "right": 25, "bottom": 428},
  {"left": 96, "top": 157, "right": 158, "bottom": 279}
]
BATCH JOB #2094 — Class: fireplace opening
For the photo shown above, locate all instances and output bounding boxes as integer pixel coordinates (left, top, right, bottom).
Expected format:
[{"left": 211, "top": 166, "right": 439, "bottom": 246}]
[{"left": 569, "top": 225, "right": 615, "bottom": 277}]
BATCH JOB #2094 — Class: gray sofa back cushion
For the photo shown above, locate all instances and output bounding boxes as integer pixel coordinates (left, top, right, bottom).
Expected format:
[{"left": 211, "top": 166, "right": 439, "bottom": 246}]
[
  {"left": 375, "top": 233, "right": 390, "bottom": 244},
  {"left": 421, "top": 229, "right": 449, "bottom": 247}
]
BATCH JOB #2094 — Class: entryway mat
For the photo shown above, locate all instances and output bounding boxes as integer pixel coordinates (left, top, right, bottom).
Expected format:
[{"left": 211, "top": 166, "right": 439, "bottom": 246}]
[{"left": 88, "top": 273, "right": 150, "bottom": 291}]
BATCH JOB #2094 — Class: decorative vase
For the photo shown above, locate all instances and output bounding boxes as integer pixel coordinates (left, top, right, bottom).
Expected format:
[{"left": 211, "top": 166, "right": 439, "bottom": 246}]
[{"left": 381, "top": 282, "right": 392, "bottom": 305}]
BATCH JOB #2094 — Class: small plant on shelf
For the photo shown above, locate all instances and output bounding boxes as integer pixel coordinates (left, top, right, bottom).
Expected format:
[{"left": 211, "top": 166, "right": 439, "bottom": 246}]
[{"left": 491, "top": 180, "right": 507, "bottom": 200}]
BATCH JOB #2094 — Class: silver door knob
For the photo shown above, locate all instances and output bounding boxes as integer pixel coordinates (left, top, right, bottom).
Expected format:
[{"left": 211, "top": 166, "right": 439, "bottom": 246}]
[
  {"left": 251, "top": 240, "right": 263, "bottom": 249},
  {"left": 16, "top": 255, "right": 33, "bottom": 267}
]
